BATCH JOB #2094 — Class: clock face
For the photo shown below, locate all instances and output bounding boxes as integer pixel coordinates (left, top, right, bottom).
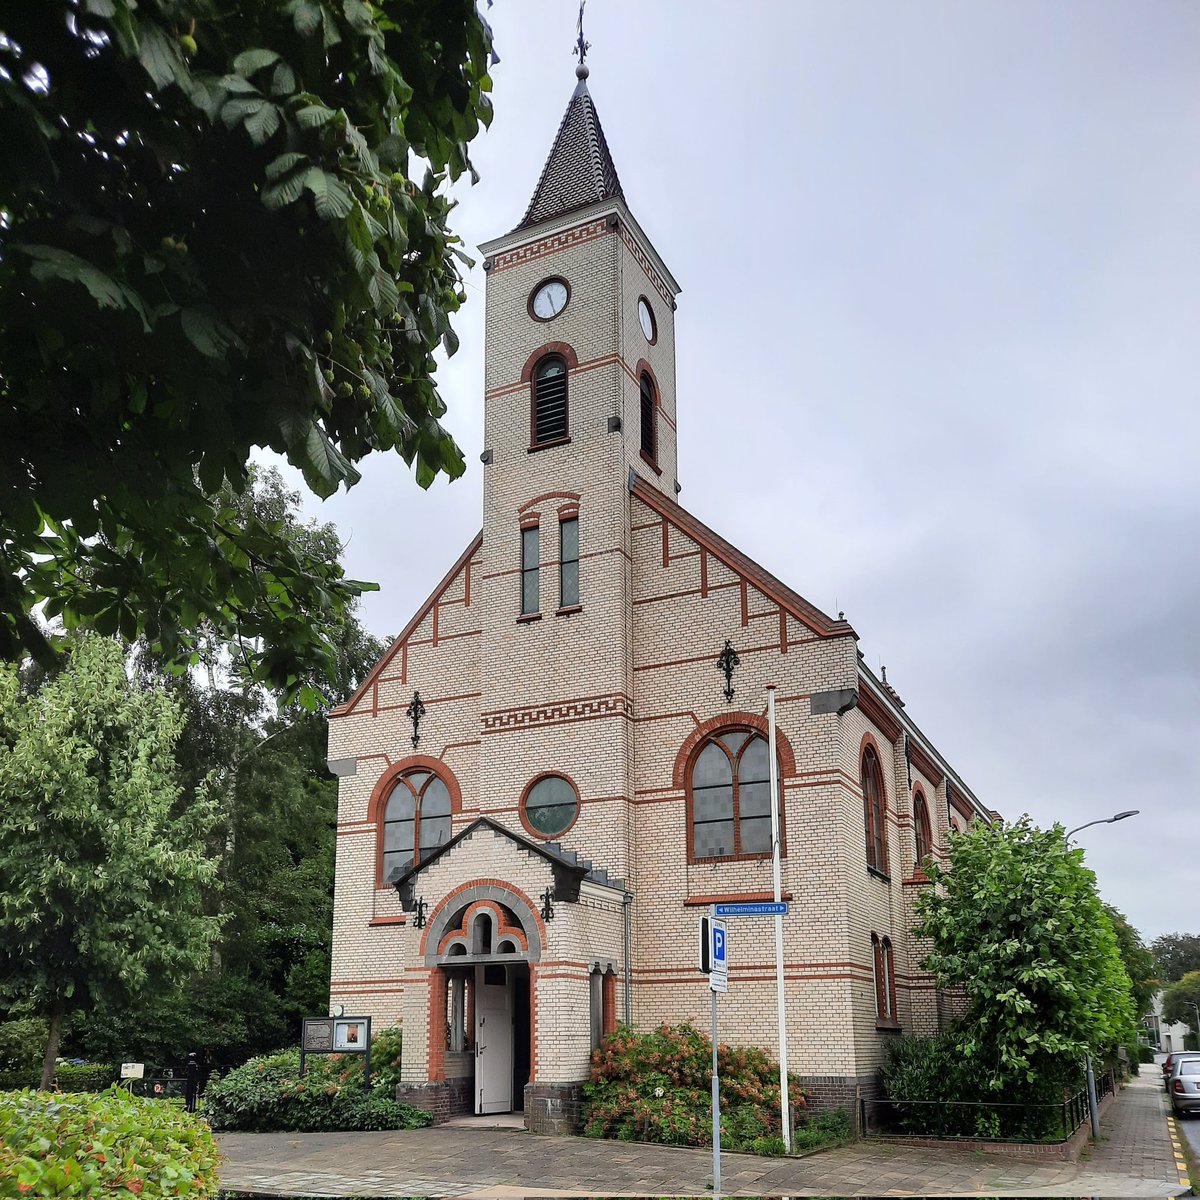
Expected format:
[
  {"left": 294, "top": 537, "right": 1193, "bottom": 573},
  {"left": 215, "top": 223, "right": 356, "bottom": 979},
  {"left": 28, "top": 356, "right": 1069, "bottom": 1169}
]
[
  {"left": 531, "top": 279, "right": 569, "bottom": 320},
  {"left": 638, "top": 297, "right": 656, "bottom": 342}
]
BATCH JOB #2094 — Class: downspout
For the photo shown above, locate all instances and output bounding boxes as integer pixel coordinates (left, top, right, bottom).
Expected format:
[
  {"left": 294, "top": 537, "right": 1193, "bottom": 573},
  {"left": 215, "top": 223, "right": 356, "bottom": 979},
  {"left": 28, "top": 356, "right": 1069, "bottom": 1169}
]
[{"left": 622, "top": 888, "right": 633, "bottom": 1026}]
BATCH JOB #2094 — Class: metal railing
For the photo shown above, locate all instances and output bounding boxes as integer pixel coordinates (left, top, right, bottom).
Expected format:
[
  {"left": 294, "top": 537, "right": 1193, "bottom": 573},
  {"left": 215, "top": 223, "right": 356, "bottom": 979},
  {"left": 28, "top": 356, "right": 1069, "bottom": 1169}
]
[{"left": 861, "top": 1069, "right": 1116, "bottom": 1144}]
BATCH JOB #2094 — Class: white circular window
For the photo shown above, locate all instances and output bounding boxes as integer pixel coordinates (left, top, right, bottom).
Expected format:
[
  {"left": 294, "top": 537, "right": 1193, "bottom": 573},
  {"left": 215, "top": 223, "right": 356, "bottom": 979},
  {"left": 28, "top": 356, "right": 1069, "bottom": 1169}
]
[{"left": 637, "top": 296, "right": 656, "bottom": 343}]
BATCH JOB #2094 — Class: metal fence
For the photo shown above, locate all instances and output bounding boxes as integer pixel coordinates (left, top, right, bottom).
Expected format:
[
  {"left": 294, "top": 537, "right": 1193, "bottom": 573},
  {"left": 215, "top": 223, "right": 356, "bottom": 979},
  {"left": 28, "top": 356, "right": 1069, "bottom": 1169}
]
[
  {"left": 124, "top": 1053, "right": 204, "bottom": 1112},
  {"left": 860, "top": 1069, "right": 1116, "bottom": 1144}
]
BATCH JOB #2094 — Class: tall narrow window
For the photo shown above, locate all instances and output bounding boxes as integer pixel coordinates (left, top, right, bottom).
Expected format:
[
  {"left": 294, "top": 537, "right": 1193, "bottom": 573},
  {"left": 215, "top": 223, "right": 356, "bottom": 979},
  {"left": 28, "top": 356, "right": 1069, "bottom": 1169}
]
[
  {"left": 559, "top": 517, "right": 579, "bottom": 608},
  {"left": 639, "top": 373, "right": 657, "bottom": 463},
  {"left": 862, "top": 745, "right": 889, "bottom": 875},
  {"left": 913, "top": 789, "right": 933, "bottom": 870},
  {"left": 872, "top": 933, "right": 898, "bottom": 1024},
  {"left": 532, "top": 356, "right": 568, "bottom": 446},
  {"left": 589, "top": 969, "right": 604, "bottom": 1049},
  {"left": 521, "top": 525, "right": 539, "bottom": 615}
]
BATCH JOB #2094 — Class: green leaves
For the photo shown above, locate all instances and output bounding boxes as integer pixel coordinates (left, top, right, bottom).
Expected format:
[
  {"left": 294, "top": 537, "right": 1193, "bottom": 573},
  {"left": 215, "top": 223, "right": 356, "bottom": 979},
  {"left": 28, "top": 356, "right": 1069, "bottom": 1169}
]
[
  {"left": 912, "top": 817, "right": 1137, "bottom": 1095},
  {"left": 0, "top": 0, "right": 493, "bottom": 698}
]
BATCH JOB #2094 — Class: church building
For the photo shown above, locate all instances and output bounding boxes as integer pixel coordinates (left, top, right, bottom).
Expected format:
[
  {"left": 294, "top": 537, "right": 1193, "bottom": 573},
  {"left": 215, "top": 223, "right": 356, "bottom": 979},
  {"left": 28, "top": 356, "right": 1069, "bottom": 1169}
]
[{"left": 327, "top": 61, "right": 991, "bottom": 1133}]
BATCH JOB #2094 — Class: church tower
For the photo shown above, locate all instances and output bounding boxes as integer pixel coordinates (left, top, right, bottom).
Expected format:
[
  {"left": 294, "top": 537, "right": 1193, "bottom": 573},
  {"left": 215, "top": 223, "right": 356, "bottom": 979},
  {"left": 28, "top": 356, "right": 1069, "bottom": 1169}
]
[{"left": 474, "top": 62, "right": 681, "bottom": 886}]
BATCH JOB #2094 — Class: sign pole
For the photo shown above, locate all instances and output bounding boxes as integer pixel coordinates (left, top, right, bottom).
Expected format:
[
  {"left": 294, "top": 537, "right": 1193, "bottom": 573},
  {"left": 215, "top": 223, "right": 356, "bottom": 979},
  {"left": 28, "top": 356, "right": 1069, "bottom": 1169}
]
[
  {"left": 711, "top": 976, "right": 721, "bottom": 1196},
  {"left": 767, "top": 684, "right": 791, "bottom": 1152}
]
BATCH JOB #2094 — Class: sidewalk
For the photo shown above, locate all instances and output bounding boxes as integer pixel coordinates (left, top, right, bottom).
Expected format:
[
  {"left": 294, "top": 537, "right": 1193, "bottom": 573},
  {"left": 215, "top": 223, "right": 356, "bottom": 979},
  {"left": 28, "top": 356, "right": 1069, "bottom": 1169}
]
[{"left": 218, "top": 1071, "right": 1187, "bottom": 1197}]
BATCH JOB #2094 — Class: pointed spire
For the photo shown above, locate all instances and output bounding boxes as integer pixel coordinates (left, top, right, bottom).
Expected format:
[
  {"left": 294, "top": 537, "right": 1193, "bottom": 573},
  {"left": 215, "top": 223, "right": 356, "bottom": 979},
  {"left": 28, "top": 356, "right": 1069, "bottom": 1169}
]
[{"left": 515, "top": 64, "right": 624, "bottom": 231}]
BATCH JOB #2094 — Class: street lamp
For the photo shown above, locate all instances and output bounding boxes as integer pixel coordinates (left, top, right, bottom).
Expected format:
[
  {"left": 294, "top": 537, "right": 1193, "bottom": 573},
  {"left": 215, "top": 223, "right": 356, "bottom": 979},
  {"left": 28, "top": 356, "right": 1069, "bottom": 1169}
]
[
  {"left": 1065, "top": 810, "right": 1139, "bottom": 841},
  {"left": 1061, "top": 809, "right": 1140, "bottom": 1138}
]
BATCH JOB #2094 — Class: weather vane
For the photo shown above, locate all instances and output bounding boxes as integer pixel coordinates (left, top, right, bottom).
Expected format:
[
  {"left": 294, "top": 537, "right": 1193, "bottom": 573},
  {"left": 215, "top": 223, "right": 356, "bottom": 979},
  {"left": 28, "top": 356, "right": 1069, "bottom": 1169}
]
[{"left": 575, "top": 0, "right": 589, "bottom": 67}]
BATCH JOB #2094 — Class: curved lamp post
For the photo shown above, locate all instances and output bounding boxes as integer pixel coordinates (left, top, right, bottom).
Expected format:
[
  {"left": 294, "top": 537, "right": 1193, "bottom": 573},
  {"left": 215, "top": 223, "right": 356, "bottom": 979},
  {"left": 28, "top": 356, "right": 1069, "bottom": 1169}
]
[
  {"left": 1065, "top": 810, "right": 1139, "bottom": 841},
  {"left": 1063, "top": 809, "right": 1140, "bottom": 1137}
]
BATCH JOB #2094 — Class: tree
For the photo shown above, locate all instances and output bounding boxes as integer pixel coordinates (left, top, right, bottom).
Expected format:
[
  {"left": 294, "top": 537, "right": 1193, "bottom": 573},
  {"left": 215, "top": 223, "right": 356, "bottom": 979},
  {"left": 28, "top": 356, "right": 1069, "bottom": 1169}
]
[
  {"left": 0, "top": 634, "right": 220, "bottom": 1087},
  {"left": 913, "top": 817, "right": 1136, "bottom": 1097},
  {"left": 1152, "top": 934, "right": 1200, "bottom": 984},
  {"left": 65, "top": 475, "right": 386, "bottom": 1069},
  {"left": 1162, "top": 973, "right": 1200, "bottom": 1031},
  {"left": 1104, "top": 905, "right": 1158, "bottom": 1018},
  {"left": 0, "top": 0, "right": 492, "bottom": 700}
]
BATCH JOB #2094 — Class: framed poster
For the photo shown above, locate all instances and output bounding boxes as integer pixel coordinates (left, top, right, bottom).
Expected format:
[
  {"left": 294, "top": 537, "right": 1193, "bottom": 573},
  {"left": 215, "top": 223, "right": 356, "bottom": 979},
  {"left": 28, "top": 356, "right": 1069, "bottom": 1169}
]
[{"left": 334, "top": 1019, "right": 366, "bottom": 1051}]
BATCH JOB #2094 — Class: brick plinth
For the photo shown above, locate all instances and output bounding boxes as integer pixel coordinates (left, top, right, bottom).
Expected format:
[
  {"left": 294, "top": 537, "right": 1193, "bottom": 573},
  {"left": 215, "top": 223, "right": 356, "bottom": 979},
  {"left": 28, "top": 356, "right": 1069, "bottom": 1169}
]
[
  {"left": 395, "top": 1079, "right": 472, "bottom": 1124},
  {"left": 524, "top": 1081, "right": 585, "bottom": 1134}
]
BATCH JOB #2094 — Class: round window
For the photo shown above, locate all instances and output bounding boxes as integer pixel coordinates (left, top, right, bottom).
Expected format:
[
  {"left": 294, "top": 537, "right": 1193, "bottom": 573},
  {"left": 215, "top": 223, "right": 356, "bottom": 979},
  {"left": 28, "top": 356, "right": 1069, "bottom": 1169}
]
[{"left": 522, "top": 774, "right": 579, "bottom": 837}]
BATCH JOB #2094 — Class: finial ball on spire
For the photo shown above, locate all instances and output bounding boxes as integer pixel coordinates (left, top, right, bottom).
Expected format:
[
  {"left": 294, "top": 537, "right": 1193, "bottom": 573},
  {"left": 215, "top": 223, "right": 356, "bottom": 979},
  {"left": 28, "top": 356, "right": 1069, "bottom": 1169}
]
[{"left": 576, "top": 63, "right": 589, "bottom": 80}]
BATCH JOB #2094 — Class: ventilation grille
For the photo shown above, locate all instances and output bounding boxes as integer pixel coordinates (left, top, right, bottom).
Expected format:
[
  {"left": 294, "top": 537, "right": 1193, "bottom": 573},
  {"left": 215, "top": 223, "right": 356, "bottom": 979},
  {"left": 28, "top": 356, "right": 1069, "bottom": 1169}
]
[{"left": 535, "top": 372, "right": 568, "bottom": 444}]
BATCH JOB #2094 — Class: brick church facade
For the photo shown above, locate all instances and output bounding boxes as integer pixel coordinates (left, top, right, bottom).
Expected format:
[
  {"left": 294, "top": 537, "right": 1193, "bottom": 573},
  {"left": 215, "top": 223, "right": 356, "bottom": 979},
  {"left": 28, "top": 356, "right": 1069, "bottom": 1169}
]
[{"left": 327, "top": 64, "right": 991, "bottom": 1132}]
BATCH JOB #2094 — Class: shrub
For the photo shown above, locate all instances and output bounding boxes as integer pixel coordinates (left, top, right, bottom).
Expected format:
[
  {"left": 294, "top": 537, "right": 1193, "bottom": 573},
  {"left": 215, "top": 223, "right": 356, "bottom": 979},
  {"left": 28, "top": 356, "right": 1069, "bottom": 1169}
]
[
  {"left": 0, "top": 1086, "right": 220, "bottom": 1198},
  {"left": 0, "top": 1019, "right": 46, "bottom": 1073},
  {"left": 203, "top": 1040, "right": 429, "bottom": 1133},
  {"left": 1137, "top": 1044, "right": 1155, "bottom": 1064},
  {"left": 0, "top": 1061, "right": 114, "bottom": 1092},
  {"left": 583, "top": 1023, "right": 822, "bottom": 1153},
  {"left": 881, "top": 1035, "right": 1071, "bottom": 1141}
]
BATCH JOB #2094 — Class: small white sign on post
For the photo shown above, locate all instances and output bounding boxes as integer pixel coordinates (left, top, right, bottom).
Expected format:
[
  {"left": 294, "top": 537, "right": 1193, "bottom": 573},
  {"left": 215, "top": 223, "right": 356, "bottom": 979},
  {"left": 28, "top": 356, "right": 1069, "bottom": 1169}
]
[
  {"left": 709, "top": 916, "right": 728, "bottom": 993},
  {"left": 120, "top": 1063, "right": 144, "bottom": 1080}
]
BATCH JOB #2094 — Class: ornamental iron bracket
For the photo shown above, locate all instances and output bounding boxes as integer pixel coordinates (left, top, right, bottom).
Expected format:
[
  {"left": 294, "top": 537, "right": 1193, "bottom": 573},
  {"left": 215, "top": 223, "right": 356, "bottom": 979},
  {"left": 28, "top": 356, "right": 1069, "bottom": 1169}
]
[
  {"left": 412, "top": 897, "right": 428, "bottom": 929},
  {"left": 405, "top": 690, "right": 426, "bottom": 749},
  {"left": 716, "top": 639, "right": 740, "bottom": 705},
  {"left": 540, "top": 887, "right": 556, "bottom": 922}
]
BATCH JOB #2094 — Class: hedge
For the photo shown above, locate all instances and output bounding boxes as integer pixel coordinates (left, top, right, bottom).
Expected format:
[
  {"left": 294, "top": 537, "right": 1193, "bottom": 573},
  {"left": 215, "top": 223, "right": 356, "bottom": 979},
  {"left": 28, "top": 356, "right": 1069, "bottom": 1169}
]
[
  {"left": 0, "top": 1086, "right": 220, "bottom": 1198},
  {"left": 0, "top": 1063, "right": 115, "bottom": 1093}
]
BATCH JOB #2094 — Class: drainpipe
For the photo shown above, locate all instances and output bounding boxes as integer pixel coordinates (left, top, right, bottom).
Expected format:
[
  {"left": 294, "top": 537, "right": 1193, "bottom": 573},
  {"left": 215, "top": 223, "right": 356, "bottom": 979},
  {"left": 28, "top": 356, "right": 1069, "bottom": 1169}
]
[{"left": 622, "top": 889, "right": 633, "bottom": 1026}]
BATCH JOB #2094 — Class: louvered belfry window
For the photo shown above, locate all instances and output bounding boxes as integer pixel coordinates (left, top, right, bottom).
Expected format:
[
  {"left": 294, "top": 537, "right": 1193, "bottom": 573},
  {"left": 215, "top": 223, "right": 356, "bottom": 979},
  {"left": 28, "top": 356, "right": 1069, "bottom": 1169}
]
[
  {"left": 639, "top": 373, "right": 657, "bottom": 462},
  {"left": 533, "top": 356, "right": 568, "bottom": 445}
]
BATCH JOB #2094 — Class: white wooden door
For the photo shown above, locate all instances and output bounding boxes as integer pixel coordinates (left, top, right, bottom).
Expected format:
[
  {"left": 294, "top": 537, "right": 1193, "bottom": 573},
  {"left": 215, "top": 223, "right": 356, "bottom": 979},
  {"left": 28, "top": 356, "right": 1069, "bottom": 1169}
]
[{"left": 475, "top": 965, "right": 512, "bottom": 1114}]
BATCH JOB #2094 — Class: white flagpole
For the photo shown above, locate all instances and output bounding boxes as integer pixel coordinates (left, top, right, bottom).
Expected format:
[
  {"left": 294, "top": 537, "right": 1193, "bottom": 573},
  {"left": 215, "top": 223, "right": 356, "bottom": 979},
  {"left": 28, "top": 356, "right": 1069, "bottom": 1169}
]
[{"left": 767, "top": 684, "right": 791, "bottom": 1152}]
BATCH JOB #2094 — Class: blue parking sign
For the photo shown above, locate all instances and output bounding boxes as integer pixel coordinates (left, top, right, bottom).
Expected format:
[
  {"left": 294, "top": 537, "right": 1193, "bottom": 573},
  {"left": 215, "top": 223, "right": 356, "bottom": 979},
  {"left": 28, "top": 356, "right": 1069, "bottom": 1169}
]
[{"left": 712, "top": 926, "right": 726, "bottom": 964}]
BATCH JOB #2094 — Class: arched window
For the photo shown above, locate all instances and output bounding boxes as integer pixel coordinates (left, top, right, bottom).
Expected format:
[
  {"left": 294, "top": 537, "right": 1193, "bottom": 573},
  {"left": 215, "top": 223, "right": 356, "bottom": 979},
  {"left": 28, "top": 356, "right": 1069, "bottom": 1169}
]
[
  {"left": 913, "top": 788, "right": 933, "bottom": 870},
  {"left": 639, "top": 372, "right": 657, "bottom": 464},
  {"left": 532, "top": 355, "right": 568, "bottom": 446},
  {"left": 690, "top": 730, "right": 777, "bottom": 861},
  {"left": 861, "top": 744, "right": 889, "bottom": 875},
  {"left": 381, "top": 769, "right": 452, "bottom": 882},
  {"left": 872, "top": 933, "right": 898, "bottom": 1025}
]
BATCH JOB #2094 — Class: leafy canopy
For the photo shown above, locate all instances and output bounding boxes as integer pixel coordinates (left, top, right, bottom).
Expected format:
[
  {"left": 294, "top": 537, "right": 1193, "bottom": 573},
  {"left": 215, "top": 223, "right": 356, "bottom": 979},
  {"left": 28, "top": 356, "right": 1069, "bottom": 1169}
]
[
  {"left": 0, "top": 0, "right": 492, "bottom": 700},
  {"left": 1152, "top": 933, "right": 1200, "bottom": 985},
  {"left": 0, "top": 634, "right": 220, "bottom": 1085},
  {"left": 1103, "top": 904, "right": 1158, "bottom": 1018},
  {"left": 913, "top": 817, "right": 1136, "bottom": 1093},
  {"left": 1161, "top": 972, "right": 1200, "bottom": 1030}
]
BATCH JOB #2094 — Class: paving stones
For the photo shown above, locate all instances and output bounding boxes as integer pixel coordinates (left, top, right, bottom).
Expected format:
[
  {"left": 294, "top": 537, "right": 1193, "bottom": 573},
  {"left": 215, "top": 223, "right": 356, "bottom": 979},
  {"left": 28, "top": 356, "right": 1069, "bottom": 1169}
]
[{"left": 219, "top": 1073, "right": 1184, "bottom": 1197}]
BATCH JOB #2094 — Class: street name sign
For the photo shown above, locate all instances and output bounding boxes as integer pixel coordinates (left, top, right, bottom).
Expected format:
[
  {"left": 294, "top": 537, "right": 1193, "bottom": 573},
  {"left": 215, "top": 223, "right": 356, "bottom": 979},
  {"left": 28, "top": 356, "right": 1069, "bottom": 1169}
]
[{"left": 715, "top": 901, "right": 789, "bottom": 918}]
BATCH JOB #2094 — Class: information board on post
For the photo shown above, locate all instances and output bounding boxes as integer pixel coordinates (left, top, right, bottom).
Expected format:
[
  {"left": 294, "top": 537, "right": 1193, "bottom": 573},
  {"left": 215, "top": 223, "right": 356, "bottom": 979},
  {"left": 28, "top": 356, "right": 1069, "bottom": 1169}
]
[{"left": 300, "top": 1015, "right": 372, "bottom": 1089}]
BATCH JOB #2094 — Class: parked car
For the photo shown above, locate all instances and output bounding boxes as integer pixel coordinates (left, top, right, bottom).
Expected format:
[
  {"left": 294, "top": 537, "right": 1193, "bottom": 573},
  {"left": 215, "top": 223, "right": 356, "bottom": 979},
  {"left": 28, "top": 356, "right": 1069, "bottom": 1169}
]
[
  {"left": 1169, "top": 1057, "right": 1200, "bottom": 1117},
  {"left": 1164, "top": 1052, "right": 1200, "bottom": 1091}
]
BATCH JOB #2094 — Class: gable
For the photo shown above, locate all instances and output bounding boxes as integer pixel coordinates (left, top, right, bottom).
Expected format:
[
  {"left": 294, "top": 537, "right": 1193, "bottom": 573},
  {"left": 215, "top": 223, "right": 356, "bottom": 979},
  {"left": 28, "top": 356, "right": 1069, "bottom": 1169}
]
[
  {"left": 629, "top": 476, "right": 854, "bottom": 641},
  {"left": 330, "top": 533, "right": 483, "bottom": 719}
]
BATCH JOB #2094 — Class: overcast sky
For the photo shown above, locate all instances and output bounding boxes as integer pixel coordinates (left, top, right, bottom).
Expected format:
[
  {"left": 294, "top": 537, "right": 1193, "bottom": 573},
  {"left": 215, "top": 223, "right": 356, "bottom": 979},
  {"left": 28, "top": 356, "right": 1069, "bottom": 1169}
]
[{"left": 271, "top": 1, "right": 1199, "bottom": 943}]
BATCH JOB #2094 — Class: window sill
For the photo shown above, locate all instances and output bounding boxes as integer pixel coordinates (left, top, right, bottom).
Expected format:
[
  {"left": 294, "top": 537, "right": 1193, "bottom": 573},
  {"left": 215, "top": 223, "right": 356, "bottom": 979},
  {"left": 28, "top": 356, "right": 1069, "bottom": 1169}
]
[
  {"left": 875, "top": 1019, "right": 902, "bottom": 1033},
  {"left": 529, "top": 436, "right": 571, "bottom": 454},
  {"left": 556, "top": 604, "right": 582, "bottom": 616},
  {"left": 867, "top": 866, "right": 892, "bottom": 884},
  {"left": 684, "top": 891, "right": 794, "bottom": 907},
  {"left": 639, "top": 450, "right": 662, "bottom": 476},
  {"left": 517, "top": 612, "right": 542, "bottom": 623},
  {"left": 689, "top": 851, "right": 781, "bottom": 866}
]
